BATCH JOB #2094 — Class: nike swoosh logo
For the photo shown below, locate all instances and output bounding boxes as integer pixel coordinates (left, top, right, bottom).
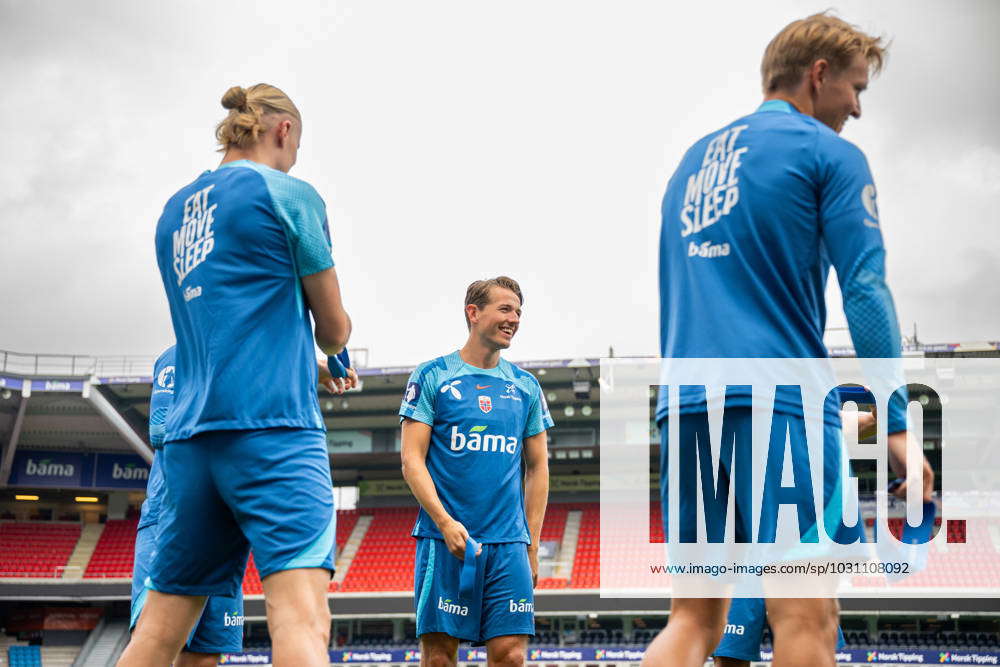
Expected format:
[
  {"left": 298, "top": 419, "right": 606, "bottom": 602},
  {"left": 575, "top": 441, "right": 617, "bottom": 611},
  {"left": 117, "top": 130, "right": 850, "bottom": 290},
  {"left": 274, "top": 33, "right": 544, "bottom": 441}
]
[{"left": 476, "top": 384, "right": 491, "bottom": 390}]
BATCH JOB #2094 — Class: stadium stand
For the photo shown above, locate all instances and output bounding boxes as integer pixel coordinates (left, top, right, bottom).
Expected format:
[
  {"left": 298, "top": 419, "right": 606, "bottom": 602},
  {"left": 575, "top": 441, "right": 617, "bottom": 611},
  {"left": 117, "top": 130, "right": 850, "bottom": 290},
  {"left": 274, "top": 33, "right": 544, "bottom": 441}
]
[
  {"left": 83, "top": 519, "right": 136, "bottom": 579},
  {"left": 0, "top": 521, "right": 80, "bottom": 578},
  {"left": 570, "top": 503, "right": 599, "bottom": 588},
  {"left": 339, "top": 507, "right": 414, "bottom": 592}
]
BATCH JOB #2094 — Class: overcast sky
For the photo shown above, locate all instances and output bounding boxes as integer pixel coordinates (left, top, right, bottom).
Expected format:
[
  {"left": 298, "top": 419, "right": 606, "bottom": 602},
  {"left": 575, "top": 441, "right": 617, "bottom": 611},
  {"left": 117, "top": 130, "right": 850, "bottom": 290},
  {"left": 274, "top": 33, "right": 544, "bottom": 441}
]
[{"left": 1, "top": 0, "right": 997, "bottom": 367}]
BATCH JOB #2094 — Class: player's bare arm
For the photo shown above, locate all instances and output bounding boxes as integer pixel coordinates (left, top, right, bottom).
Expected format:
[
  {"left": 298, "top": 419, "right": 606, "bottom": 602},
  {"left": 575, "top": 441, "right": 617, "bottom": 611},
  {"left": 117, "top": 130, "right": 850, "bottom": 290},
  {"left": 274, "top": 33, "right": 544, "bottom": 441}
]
[
  {"left": 302, "top": 266, "right": 352, "bottom": 354},
  {"left": 522, "top": 430, "right": 549, "bottom": 588},
  {"left": 400, "top": 417, "right": 480, "bottom": 560}
]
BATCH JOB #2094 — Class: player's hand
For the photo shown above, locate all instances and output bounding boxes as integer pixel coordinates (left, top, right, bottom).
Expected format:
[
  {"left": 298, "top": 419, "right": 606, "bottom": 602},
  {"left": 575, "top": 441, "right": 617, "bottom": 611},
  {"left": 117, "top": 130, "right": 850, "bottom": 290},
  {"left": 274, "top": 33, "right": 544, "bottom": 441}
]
[
  {"left": 891, "top": 457, "right": 935, "bottom": 503},
  {"left": 440, "top": 519, "right": 480, "bottom": 560},
  {"left": 887, "top": 431, "right": 935, "bottom": 503},
  {"left": 527, "top": 545, "right": 539, "bottom": 588},
  {"left": 318, "top": 359, "right": 358, "bottom": 394},
  {"left": 840, "top": 409, "right": 876, "bottom": 440}
]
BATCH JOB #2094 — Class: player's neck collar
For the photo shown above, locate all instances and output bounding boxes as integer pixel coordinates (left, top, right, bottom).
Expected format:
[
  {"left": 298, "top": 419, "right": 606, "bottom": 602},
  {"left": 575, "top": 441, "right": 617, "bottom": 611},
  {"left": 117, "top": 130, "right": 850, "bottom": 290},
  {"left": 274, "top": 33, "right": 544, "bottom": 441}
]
[{"left": 757, "top": 99, "right": 796, "bottom": 114}]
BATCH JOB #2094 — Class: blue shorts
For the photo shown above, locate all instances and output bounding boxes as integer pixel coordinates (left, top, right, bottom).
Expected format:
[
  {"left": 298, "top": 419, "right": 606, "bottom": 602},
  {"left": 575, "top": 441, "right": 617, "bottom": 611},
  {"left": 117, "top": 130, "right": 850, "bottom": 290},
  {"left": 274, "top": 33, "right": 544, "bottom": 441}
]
[
  {"left": 131, "top": 525, "right": 244, "bottom": 653},
  {"left": 414, "top": 539, "right": 534, "bottom": 643},
  {"left": 150, "top": 428, "right": 335, "bottom": 597},
  {"left": 714, "top": 598, "right": 845, "bottom": 661}
]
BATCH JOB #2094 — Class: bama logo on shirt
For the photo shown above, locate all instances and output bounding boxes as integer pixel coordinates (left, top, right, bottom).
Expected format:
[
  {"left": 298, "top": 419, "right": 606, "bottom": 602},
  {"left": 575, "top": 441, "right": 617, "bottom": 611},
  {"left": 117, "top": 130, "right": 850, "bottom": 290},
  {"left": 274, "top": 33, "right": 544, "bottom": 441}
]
[
  {"left": 449, "top": 425, "right": 518, "bottom": 454},
  {"left": 508, "top": 598, "right": 534, "bottom": 613}
]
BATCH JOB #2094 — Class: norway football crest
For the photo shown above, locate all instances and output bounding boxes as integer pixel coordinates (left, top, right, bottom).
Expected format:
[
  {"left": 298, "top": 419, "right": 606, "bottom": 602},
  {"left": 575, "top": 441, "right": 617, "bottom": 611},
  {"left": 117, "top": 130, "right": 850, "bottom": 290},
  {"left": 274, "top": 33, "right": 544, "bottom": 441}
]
[{"left": 478, "top": 395, "right": 492, "bottom": 414}]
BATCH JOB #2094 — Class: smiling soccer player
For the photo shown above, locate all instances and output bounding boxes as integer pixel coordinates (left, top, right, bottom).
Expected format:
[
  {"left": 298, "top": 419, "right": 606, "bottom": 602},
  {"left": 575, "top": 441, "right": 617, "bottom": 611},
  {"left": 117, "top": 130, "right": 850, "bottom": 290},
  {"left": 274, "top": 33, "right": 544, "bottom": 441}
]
[{"left": 400, "top": 277, "right": 552, "bottom": 667}]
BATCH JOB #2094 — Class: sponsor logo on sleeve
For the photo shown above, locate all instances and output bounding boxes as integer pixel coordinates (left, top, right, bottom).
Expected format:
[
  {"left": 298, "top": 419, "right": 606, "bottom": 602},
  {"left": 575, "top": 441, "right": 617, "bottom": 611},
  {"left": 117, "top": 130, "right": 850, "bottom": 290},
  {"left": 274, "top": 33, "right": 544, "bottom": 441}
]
[
  {"left": 507, "top": 598, "right": 534, "bottom": 613},
  {"left": 862, "top": 183, "right": 880, "bottom": 228},
  {"left": 404, "top": 382, "right": 420, "bottom": 404},
  {"left": 157, "top": 365, "right": 175, "bottom": 391}
]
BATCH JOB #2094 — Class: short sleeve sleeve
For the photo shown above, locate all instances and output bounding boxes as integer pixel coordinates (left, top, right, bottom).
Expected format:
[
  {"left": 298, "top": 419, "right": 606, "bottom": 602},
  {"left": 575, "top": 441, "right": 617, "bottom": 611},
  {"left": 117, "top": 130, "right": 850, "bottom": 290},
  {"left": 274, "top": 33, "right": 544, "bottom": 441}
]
[
  {"left": 523, "top": 376, "right": 554, "bottom": 438},
  {"left": 149, "top": 351, "right": 176, "bottom": 448},
  {"left": 264, "top": 172, "right": 335, "bottom": 277},
  {"left": 399, "top": 364, "right": 437, "bottom": 426}
]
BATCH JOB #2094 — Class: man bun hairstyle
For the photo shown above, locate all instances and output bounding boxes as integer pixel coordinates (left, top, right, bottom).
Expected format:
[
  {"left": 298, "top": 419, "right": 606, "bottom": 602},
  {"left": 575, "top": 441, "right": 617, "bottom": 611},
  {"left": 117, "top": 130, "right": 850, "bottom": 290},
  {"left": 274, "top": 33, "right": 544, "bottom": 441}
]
[
  {"left": 215, "top": 83, "right": 302, "bottom": 152},
  {"left": 464, "top": 276, "right": 523, "bottom": 329},
  {"left": 761, "top": 12, "right": 887, "bottom": 94}
]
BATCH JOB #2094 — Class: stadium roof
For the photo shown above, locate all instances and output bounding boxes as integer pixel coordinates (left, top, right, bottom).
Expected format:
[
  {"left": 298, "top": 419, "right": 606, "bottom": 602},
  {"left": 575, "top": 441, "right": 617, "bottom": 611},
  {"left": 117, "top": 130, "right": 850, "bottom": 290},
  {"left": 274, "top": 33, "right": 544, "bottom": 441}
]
[{"left": 1, "top": 342, "right": 996, "bottom": 484}]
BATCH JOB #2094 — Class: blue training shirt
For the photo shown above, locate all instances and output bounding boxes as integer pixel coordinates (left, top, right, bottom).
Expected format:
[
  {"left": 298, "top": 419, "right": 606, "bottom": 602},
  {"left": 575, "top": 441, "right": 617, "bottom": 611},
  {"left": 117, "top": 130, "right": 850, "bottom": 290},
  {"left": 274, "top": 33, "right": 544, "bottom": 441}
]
[
  {"left": 657, "top": 100, "right": 904, "bottom": 431},
  {"left": 138, "top": 346, "right": 174, "bottom": 529},
  {"left": 154, "top": 160, "right": 334, "bottom": 441},
  {"left": 399, "top": 351, "right": 554, "bottom": 544}
]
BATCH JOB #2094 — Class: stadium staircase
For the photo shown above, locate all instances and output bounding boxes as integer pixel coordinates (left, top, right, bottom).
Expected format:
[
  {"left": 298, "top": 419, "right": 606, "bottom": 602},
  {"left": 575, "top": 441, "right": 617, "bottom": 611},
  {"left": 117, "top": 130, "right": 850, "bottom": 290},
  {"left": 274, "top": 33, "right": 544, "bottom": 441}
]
[
  {"left": 551, "top": 508, "right": 582, "bottom": 581},
  {"left": 332, "top": 513, "right": 372, "bottom": 587},
  {"left": 39, "top": 645, "right": 80, "bottom": 667},
  {"left": 62, "top": 524, "right": 104, "bottom": 579},
  {"left": 74, "top": 620, "right": 127, "bottom": 667},
  {"left": 339, "top": 507, "right": 415, "bottom": 592}
]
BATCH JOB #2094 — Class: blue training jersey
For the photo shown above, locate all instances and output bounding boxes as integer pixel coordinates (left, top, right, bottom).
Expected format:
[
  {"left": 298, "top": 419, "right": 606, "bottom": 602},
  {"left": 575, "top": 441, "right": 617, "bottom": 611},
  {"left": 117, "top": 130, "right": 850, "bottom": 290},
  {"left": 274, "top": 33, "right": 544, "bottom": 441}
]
[
  {"left": 399, "top": 351, "right": 554, "bottom": 544},
  {"left": 154, "top": 160, "right": 334, "bottom": 441},
  {"left": 138, "top": 346, "right": 174, "bottom": 529},
  {"left": 657, "top": 100, "right": 904, "bottom": 431}
]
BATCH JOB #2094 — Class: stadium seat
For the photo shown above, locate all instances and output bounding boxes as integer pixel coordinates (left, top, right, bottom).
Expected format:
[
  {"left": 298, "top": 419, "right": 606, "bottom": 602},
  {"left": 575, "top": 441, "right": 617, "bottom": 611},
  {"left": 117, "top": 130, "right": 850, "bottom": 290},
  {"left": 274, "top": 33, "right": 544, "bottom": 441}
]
[
  {"left": 83, "top": 519, "right": 137, "bottom": 578},
  {"left": 8, "top": 645, "right": 42, "bottom": 667},
  {"left": 0, "top": 521, "right": 81, "bottom": 578}
]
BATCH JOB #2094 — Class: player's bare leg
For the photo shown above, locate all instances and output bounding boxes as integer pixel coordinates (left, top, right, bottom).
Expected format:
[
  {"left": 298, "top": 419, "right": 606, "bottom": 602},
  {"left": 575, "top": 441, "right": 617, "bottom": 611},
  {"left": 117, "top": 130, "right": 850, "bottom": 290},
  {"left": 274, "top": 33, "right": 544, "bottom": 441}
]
[
  {"left": 117, "top": 591, "right": 206, "bottom": 666},
  {"left": 640, "top": 598, "right": 729, "bottom": 667},
  {"left": 262, "top": 568, "right": 332, "bottom": 667},
  {"left": 485, "top": 634, "right": 528, "bottom": 667},
  {"left": 176, "top": 652, "right": 222, "bottom": 667},
  {"left": 420, "top": 632, "right": 460, "bottom": 667},
  {"left": 766, "top": 598, "right": 838, "bottom": 667}
]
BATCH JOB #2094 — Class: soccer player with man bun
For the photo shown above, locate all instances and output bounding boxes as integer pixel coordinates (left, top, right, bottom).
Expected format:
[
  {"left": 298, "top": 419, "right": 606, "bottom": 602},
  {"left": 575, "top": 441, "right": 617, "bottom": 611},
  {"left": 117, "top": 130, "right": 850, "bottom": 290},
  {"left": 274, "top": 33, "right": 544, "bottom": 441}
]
[
  {"left": 647, "top": 13, "right": 933, "bottom": 667},
  {"left": 400, "top": 276, "right": 551, "bottom": 667},
  {"left": 118, "top": 83, "right": 356, "bottom": 667}
]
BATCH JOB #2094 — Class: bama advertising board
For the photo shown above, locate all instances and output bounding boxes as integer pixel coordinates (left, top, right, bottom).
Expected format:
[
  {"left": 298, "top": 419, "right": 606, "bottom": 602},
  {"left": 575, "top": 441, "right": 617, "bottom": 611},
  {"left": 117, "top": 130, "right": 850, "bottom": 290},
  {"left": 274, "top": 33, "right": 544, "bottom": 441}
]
[
  {"left": 8, "top": 452, "right": 150, "bottom": 490},
  {"left": 218, "top": 648, "right": 1000, "bottom": 664}
]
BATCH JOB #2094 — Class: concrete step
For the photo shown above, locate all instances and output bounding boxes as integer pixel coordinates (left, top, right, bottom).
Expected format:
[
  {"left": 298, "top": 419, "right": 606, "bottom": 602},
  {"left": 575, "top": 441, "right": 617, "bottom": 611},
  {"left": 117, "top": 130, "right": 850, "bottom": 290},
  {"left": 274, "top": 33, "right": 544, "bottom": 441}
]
[
  {"left": 554, "top": 510, "right": 583, "bottom": 579},
  {"left": 333, "top": 515, "right": 373, "bottom": 584},
  {"left": 62, "top": 523, "right": 105, "bottom": 579}
]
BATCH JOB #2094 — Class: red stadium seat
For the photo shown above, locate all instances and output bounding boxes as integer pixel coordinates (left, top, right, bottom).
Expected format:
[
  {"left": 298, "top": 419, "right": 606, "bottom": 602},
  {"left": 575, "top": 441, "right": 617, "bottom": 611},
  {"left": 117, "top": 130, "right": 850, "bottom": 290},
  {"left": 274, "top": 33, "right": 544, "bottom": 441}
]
[{"left": 0, "top": 521, "right": 81, "bottom": 578}]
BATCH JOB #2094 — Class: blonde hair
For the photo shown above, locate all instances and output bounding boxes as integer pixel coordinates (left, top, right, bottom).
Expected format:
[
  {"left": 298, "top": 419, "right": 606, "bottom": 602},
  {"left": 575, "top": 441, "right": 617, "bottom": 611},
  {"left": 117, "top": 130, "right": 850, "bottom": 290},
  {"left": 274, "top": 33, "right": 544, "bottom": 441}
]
[
  {"left": 761, "top": 12, "right": 887, "bottom": 93},
  {"left": 464, "top": 276, "right": 523, "bottom": 329},
  {"left": 215, "top": 83, "right": 301, "bottom": 151}
]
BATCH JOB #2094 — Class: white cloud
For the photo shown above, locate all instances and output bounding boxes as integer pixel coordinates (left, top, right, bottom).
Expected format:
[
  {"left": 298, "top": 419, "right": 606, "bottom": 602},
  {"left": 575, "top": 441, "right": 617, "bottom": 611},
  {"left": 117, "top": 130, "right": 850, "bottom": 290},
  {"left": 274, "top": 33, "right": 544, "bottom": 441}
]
[{"left": 2, "top": 0, "right": 997, "bottom": 364}]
